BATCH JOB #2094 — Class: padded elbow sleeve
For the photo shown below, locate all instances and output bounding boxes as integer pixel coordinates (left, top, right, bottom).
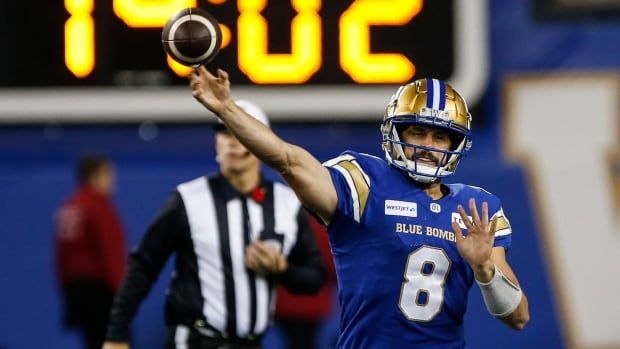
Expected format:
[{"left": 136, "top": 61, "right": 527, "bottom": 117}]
[{"left": 476, "top": 264, "right": 522, "bottom": 318}]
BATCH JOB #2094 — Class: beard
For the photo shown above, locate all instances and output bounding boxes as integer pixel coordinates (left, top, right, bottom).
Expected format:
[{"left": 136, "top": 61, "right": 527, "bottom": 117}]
[{"left": 413, "top": 149, "right": 441, "bottom": 166}]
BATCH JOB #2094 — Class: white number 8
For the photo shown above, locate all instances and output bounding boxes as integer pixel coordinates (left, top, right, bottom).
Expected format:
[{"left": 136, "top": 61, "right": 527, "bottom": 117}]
[{"left": 399, "top": 246, "right": 451, "bottom": 321}]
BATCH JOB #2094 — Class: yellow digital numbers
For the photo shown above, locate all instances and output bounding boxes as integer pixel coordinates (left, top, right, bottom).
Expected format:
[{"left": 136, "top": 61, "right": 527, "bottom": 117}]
[
  {"left": 340, "top": 0, "right": 422, "bottom": 83},
  {"left": 238, "top": 0, "right": 321, "bottom": 83},
  {"left": 114, "top": 0, "right": 197, "bottom": 28},
  {"left": 65, "top": 0, "right": 425, "bottom": 84},
  {"left": 116, "top": 0, "right": 198, "bottom": 76},
  {"left": 65, "top": 0, "right": 95, "bottom": 78}
]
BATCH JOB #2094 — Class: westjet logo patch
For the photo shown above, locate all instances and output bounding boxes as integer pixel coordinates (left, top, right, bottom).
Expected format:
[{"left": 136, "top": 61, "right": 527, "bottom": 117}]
[{"left": 385, "top": 200, "right": 417, "bottom": 217}]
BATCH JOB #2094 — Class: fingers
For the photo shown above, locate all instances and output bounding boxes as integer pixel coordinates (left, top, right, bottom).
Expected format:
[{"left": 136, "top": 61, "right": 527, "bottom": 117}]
[
  {"left": 245, "top": 250, "right": 268, "bottom": 274},
  {"left": 189, "top": 69, "right": 200, "bottom": 84},
  {"left": 198, "top": 65, "right": 207, "bottom": 75},
  {"left": 188, "top": 65, "right": 231, "bottom": 92},
  {"left": 189, "top": 78, "right": 202, "bottom": 93},
  {"left": 489, "top": 216, "right": 498, "bottom": 238},
  {"left": 469, "top": 198, "right": 481, "bottom": 227},
  {"left": 217, "top": 69, "right": 231, "bottom": 90},
  {"left": 457, "top": 204, "right": 475, "bottom": 230},
  {"left": 245, "top": 241, "right": 283, "bottom": 274},
  {"left": 217, "top": 68, "right": 229, "bottom": 81},
  {"left": 197, "top": 65, "right": 216, "bottom": 80},
  {"left": 482, "top": 201, "right": 489, "bottom": 225},
  {"left": 459, "top": 199, "right": 492, "bottom": 232},
  {"left": 246, "top": 244, "right": 274, "bottom": 268},
  {"left": 275, "top": 255, "right": 288, "bottom": 273},
  {"left": 245, "top": 257, "right": 267, "bottom": 274},
  {"left": 251, "top": 240, "right": 270, "bottom": 253},
  {"left": 452, "top": 221, "right": 465, "bottom": 241},
  {"left": 188, "top": 65, "right": 216, "bottom": 84},
  {"left": 188, "top": 69, "right": 205, "bottom": 98}
]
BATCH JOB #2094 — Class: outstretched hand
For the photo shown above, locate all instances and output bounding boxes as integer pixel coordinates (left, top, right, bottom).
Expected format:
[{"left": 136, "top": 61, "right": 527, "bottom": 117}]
[
  {"left": 452, "top": 198, "right": 498, "bottom": 269},
  {"left": 189, "top": 66, "right": 232, "bottom": 116}
]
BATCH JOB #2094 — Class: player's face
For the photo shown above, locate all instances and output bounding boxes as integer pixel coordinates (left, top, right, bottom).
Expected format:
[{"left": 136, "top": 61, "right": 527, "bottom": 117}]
[
  {"left": 215, "top": 129, "right": 259, "bottom": 174},
  {"left": 91, "top": 164, "right": 116, "bottom": 196},
  {"left": 399, "top": 125, "right": 453, "bottom": 167}
]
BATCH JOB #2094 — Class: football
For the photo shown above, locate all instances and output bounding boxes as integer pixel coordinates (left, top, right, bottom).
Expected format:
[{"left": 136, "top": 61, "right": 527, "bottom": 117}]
[{"left": 161, "top": 8, "right": 222, "bottom": 66}]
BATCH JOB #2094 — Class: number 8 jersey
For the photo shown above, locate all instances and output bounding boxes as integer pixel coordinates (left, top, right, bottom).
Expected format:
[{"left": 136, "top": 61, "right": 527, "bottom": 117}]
[{"left": 322, "top": 151, "right": 512, "bottom": 349}]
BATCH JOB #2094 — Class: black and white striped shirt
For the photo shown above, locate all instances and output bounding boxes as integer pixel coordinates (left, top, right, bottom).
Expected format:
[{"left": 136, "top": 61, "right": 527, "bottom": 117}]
[{"left": 106, "top": 174, "right": 325, "bottom": 343}]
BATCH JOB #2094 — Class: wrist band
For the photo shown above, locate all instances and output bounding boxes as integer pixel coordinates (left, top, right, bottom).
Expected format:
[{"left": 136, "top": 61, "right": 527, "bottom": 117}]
[{"left": 476, "top": 264, "right": 522, "bottom": 318}]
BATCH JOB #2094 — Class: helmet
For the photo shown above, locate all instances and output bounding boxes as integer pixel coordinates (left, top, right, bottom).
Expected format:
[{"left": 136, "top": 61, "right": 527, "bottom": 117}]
[{"left": 381, "top": 78, "right": 473, "bottom": 183}]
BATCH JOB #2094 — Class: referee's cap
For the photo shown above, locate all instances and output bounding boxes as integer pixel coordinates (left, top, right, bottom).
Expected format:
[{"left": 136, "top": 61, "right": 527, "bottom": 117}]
[{"left": 215, "top": 100, "right": 270, "bottom": 131}]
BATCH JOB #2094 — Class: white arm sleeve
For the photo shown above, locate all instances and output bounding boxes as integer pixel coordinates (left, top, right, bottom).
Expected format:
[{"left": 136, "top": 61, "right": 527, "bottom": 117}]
[{"left": 475, "top": 264, "right": 523, "bottom": 318}]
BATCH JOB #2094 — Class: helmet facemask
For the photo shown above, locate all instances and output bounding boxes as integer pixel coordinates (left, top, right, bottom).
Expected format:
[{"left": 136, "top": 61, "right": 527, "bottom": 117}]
[{"left": 381, "top": 79, "right": 473, "bottom": 183}]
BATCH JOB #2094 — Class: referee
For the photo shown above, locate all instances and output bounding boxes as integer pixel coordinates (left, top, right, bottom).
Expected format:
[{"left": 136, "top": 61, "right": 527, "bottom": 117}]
[{"left": 102, "top": 101, "right": 326, "bottom": 349}]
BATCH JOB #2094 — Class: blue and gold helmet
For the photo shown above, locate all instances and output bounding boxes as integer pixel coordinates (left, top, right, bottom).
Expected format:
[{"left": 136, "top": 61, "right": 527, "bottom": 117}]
[{"left": 381, "top": 78, "right": 473, "bottom": 183}]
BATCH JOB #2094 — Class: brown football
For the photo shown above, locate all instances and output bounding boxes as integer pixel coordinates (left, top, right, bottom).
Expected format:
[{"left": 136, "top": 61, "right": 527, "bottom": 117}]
[{"left": 161, "top": 8, "right": 222, "bottom": 66}]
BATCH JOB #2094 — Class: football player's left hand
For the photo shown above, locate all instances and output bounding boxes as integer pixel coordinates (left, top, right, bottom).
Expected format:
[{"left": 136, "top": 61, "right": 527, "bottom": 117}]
[
  {"left": 452, "top": 198, "right": 498, "bottom": 272},
  {"left": 245, "top": 240, "right": 288, "bottom": 275}
]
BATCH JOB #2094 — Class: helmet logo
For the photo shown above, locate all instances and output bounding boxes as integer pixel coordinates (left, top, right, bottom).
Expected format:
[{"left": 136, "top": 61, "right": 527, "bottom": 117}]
[{"left": 419, "top": 107, "right": 449, "bottom": 120}]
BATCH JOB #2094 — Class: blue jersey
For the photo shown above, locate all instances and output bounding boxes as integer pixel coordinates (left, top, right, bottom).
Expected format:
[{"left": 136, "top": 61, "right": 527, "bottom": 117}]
[{"left": 322, "top": 151, "right": 512, "bottom": 349}]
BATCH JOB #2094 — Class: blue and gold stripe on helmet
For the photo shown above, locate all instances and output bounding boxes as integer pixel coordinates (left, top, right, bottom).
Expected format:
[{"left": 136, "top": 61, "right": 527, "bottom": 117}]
[{"left": 426, "top": 78, "right": 447, "bottom": 111}]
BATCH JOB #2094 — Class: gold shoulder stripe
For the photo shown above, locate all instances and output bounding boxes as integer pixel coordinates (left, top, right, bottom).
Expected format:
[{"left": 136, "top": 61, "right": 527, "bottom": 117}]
[
  {"left": 495, "top": 216, "right": 510, "bottom": 232},
  {"left": 339, "top": 160, "right": 370, "bottom": 218}
]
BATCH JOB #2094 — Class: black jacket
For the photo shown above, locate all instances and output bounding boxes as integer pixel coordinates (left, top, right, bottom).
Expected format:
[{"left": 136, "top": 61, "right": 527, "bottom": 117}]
[{"left": 106, "top": 174, "right": 325, "bottom": 342}]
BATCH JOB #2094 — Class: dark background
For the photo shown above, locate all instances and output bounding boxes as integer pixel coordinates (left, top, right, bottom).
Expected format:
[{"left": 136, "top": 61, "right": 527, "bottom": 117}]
[{"left": 0, "top": 0, "right": 453, "bottom": 86}]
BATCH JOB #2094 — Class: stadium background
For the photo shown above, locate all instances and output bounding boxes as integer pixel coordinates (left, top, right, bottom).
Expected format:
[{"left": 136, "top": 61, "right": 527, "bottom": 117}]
[{"left": 1, "top": 0, "right": 619, "bottom": 348}]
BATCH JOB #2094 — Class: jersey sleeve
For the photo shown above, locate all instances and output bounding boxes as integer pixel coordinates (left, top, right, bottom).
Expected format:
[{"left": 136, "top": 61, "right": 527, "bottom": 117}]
[
  {"left": 471, "top": 188, "right": 513, "bottom": 251},
  {"left": 322, "top": 152, "right": 372, "bottom": 224},
  {"left": 489, "top": 202, "right": 512, "bottom": 252}
]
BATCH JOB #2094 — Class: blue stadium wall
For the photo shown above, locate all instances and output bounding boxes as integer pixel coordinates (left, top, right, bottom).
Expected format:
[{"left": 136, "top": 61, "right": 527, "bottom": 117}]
[{"left": 2, "top": 0, "right": 620, "bottom": 347}]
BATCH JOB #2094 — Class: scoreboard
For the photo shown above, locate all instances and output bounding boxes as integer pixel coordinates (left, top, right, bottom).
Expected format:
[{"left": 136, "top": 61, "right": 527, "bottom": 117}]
[{"left": 0, "top": 0, "right": 488, "bottom": 121}]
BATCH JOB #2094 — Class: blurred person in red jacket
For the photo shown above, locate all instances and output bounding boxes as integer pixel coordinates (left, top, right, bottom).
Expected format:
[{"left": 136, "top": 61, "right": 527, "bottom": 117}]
[
  {"left": 275, "top": 216, "right": 337, "bottom": 349},
  {"left": 55, "top": 154, "right": 127, "bottom": 349}
]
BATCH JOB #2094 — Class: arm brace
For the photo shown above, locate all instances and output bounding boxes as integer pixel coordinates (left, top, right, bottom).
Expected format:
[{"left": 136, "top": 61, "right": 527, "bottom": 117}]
[{"left": 475, "top": 264, "right": 523, "bottom": 318}]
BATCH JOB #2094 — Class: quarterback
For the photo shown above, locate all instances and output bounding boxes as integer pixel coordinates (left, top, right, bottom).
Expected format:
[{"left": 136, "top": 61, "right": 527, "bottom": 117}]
[{"left": 189, "top": 67, "right": 529, "bottom": 348}]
